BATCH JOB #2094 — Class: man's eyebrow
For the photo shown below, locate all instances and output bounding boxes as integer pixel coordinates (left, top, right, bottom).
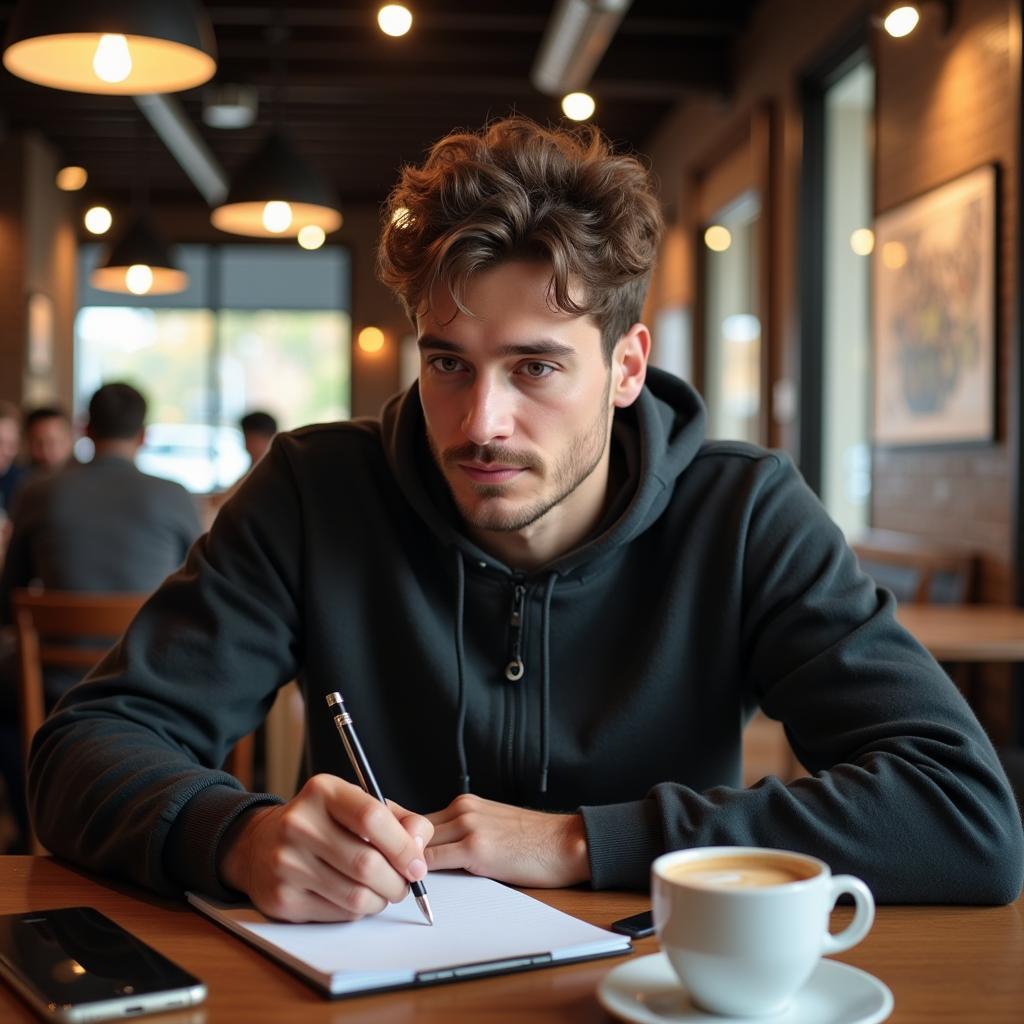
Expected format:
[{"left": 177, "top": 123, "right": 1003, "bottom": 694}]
[{"left": 417, "top": 334, "right": 577, "bottom": 358}]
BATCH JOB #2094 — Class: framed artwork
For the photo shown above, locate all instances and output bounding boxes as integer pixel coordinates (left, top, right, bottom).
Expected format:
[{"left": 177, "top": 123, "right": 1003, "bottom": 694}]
[{"left": 872, "top": 164, "right": 996, "bottom": 446}]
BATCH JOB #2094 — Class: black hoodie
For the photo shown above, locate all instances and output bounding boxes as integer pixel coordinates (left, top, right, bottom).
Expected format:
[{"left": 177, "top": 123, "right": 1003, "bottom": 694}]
[{"left": 28, "top": 369, "right": 1024, "bottom": 904}]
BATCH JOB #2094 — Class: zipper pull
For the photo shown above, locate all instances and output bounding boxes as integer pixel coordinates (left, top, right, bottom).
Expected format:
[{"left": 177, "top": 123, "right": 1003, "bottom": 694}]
[{"left": 505, "top": 583, "right": 526, "bottom": 681}]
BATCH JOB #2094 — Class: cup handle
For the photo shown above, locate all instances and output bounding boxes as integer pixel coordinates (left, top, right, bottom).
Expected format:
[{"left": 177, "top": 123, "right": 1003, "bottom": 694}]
[{"left": 821, "top": 875, "right": 875, "bottom": 955}]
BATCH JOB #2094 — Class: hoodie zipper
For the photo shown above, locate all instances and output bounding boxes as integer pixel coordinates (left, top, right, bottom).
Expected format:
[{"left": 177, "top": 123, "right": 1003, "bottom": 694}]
[
  {"left": 504, "top": 580, "right": 527, "bottom": 794},
  {"left": 505, "top": 583, "right": 527, "bottom": 682}
]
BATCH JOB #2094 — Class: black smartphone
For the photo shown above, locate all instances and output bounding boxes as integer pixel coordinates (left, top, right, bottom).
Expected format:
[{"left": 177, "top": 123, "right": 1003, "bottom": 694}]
[
  {"left": 0, "top": 906, "right": 206, "bottom": 1023},
  {"left": 610, "top": 909, "right": 655, "bottom": 939}
]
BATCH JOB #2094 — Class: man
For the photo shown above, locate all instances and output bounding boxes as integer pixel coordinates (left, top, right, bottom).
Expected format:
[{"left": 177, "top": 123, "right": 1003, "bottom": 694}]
[
  {"left": 28, "top": 119, "right": 1023, "bottom": 918},
  {"left": 1, "top": 382, "right": 201, "bottom": 635},
  {"left": 23, "top": 406, "right": 74, "bottom": 475},
  {"left": 239, "top": 410, "right": 278, "bottom": 467}
]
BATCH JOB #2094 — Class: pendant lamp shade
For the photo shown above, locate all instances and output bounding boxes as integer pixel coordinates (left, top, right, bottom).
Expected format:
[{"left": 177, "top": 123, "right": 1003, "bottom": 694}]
[
  {"left": 2, "top": 0, "right": 217, "bottom": 95},
  {"left": 91, "top": 216, "right": 188, "bottom": 296},
  {"left": 210, "top": 131, "right": 343, "bottom": 238}
]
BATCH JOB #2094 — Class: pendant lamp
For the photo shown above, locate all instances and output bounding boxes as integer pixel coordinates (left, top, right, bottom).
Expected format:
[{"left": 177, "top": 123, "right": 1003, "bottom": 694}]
[
  {"left": 2, "top": 0, "right": 217, "bottom": 95},
  {"left": 91, "top": 215, "right": 188, "bottom": 296},
  {"left": 210, "top": 130, "right": 342, "bottom": 238}
]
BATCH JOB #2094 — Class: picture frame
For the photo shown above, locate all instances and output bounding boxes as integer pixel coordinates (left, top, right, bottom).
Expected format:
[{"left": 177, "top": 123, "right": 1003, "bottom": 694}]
[{"left": 872, "top": 164, "right": 996, "bottom": 446}]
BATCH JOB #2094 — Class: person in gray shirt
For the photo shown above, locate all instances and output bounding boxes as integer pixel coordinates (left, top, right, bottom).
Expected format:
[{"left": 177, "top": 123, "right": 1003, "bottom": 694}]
[{"left": 1, "top": 382, "right": 201, "bottom": 631}]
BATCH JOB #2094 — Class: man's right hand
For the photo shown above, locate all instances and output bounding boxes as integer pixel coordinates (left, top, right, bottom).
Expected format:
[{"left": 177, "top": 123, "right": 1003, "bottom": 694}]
[{"left": 217, "top": 774, "right": 433, "bottom": 922}]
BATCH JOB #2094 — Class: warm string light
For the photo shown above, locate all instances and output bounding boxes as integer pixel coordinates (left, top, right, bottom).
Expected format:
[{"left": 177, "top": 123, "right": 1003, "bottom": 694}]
[
  {"left": 378, "top": 5, "right": 413, "bottom": 37},
  {"left": 297, "top": 225, "right": 326, "bottom": 250},
  {"left": 561, "top": 92, "right": 595, "bottom": 121},
  {"left": 358, "top": 326, "right": 385, "bottom": 353},
  {"left": 56, "top": 166, "right": 88, "bottom": 191},
  {"left": 849, "top": 228, "right": 875, "bottom": 256},
  {"left": 883, "top": 5, "right": 921, "bottom": 37},
  {"left": 704, "top": 225, "right": 732, "bottom": 252},
  {"left": 84, "top": 206, "right": 112, "bottom": 235}
]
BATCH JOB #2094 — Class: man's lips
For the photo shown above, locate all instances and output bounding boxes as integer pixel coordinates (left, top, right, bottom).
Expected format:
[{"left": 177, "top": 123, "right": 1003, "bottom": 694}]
[{"left": 457, "top": 462, "right": 525, "bottom": 484}]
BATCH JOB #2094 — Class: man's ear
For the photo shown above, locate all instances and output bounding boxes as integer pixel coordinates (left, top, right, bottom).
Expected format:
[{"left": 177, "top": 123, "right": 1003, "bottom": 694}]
[{"left": 611, "top": 323, "right": 651, "bottom": 409}]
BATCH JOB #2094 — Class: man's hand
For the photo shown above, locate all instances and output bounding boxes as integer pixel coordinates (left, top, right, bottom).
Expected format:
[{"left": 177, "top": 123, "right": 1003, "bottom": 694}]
[
  {"left": 424, "top": 794, "right": 590, "bottom": 887},
  {"left": 217, "top": 774, "right": 433, "bottom": 922}
]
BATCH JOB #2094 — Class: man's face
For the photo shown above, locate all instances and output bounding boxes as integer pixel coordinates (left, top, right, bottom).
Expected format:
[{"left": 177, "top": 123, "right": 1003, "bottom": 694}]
[
  {"left": 0, "top": 418, "right": 19, "bottom": 473},
  {"left": 244, "top": 432, "right": 272, "bottom": 465},
  {"left": 417, "top": 260, "right": 621, "bottom": 543},
  {"left": 27, "top": 417, "right": 73, "bottom": 470}
]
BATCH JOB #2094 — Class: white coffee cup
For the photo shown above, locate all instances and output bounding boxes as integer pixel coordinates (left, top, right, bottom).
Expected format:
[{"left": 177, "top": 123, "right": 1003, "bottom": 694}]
[{"left": 651, "top": 846, "right": 875, "bottom": 1018}]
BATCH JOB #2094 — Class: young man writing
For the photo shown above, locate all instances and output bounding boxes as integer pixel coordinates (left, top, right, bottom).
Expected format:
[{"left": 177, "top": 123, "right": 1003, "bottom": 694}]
[{"left": 29, "top": 118, "right": 1023, "bottom": 919}]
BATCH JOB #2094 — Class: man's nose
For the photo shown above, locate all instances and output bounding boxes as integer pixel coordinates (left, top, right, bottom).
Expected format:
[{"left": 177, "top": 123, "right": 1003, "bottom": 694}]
[{"left": 461, "top": 377, "right": 514, "bottom": 445}]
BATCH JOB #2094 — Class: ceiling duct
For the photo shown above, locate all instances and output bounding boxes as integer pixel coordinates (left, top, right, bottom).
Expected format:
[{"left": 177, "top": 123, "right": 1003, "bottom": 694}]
[{"left": 531, "top": 0, "right": 633, "bottom": 96}]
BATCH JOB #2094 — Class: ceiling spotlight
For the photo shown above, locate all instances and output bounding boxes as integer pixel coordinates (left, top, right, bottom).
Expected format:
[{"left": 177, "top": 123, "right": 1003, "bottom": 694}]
[
  {"left": 378, "top": 5, "right": 413, "bottom": 37},
  {"left": 56, "top": 166, "right": 88, "bottom": 191},
  {"left": 561, "top": 91, "right": 595, "bottom": 121},
  {"left": 2, "top": 0, "right": 217, "bottom": 95},
  {"left": 879, "top": 1, "right": 954, "bottom": 38},
  {"left": 84, "top": 206, "right": 112, "bottom": 235}
]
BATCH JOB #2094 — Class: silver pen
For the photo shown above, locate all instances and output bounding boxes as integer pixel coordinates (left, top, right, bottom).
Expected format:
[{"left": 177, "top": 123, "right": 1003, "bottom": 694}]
[{"left": 324, "top": 691, "right": 434, "bottom": 925}]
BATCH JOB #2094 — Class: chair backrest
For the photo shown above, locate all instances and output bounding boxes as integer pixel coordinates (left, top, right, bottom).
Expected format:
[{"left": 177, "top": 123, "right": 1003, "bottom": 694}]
[
  {"left": 850, "top": 529, "right": 978, "bottom": 605},
  {"left": 12, "top": 589, "right": 146, "bottom": 769}
]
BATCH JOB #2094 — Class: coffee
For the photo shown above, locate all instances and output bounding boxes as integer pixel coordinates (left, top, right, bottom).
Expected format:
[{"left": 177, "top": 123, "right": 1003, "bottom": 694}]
[{"left": 665, "top": 854, "right": 817, "bottom": 889}]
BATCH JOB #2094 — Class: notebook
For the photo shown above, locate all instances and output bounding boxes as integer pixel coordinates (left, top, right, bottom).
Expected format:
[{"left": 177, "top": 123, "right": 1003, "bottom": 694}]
[{"left": 188, "top": 870, "right": 631, "bottom": 997}]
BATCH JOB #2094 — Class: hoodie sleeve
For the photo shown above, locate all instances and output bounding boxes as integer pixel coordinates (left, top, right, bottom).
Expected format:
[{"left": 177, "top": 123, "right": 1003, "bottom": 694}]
[
  {"left": 26, "top": 441, "right": 303, "bottom": 898},
  {"left": 582, "top": 454, "right": 1024, "bottom": 904}
]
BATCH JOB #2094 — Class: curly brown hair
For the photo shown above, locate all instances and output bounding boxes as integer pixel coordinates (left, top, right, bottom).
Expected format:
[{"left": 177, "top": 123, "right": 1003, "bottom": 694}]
[{"left": 377, "top": 116, "right": 663, "bottom": 363}]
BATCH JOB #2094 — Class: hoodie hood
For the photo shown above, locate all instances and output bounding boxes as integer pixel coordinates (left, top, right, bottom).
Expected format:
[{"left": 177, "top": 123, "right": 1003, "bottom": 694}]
[
  {"left": 381, "top": 365, "right": 707, "bottom": 578},
  {"left": 382, "top": 366, "right": 708, "bottom": 795}
]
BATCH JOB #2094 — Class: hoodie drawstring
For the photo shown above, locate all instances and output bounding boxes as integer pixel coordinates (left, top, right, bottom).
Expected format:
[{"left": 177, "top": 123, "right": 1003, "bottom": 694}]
[
  {"left": 451, "top": 553, "right": 559, "bottom": 796},
  {"left": 453, "top": 551, "right": 471, "bottom": 794},
  {"left": 538, "top": 572, "right": 558, "bottom": 794}
]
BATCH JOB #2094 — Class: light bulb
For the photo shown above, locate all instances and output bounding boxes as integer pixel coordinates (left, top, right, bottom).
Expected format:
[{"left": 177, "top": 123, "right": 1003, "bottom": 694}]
[
  {"left": 883, "top": 5, "right": 920, "bottom": 38},
  {"left": 84, "top": 206, "right": 112, "bottom": 235},
  {"left": 262, "top": 200, "right": 293, "bottom": 233},
  {"left": 378, "top": 5, "right": 413, "bottom": 37},
  {"left": 358, "top": 326, "right": 385, "bottom": 353},
  {"left": 704, "top": 225, "right": 732, "bottom": 252},
  {"left": 849, "top": 228, "right": 875, "bottom": 256},
  {"left": 297, "top": 225, "right": 326, "bottom": 250},
  {"left": 92, "top": 34, "right": 133, "bottom": 84},
  {"left": 125, "top": 264, "right": 154, "bottom": 295},
  {"left": 56, "top": 166, "right": 88, "bottom": 191},
  {"left": 561, "top": 92, "right": 595, "bottom": 121}
]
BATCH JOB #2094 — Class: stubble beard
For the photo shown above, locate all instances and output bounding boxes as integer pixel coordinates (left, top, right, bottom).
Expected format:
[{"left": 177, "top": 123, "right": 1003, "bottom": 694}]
[{"left": 429, "top": 378, "right": 612, "bottom": 533}]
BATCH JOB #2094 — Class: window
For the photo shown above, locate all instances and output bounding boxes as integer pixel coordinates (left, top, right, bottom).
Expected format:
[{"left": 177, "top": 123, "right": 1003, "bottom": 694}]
[
  {"left": 75, "top": 245, "right": 351, "bottom": 492},
  {"left": 703, "top": 193, "right": 762, "bottom": 443}
]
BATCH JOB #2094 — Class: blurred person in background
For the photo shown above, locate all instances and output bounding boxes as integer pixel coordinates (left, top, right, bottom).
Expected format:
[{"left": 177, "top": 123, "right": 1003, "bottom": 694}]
[
  {"left": 1, "top": 382, "right": 201, "bottom": 621},
  {"left": 24, "top": 406, "right": 74, "bottom": 476},
  {"left": 0, "top": 401, "right": 26, "bottom": 523},
  {"left": 240, "top": 410, "right": 278, "bottom": 466}
]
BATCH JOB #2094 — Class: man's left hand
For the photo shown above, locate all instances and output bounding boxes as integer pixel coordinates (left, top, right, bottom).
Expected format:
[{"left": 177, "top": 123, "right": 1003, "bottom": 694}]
[{"left": 424, "top": 794, "right": 591, "bottom": 887}]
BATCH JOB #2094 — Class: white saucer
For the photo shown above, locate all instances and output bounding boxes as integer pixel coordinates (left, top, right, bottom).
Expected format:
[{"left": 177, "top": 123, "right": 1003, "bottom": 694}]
[{"left": 598, "top": 953, "right": 893, "bottom": 1024}]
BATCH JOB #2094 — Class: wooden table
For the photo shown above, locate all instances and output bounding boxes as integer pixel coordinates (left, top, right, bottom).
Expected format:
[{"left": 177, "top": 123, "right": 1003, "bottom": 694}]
[
  {"left": 1, "top": 858, "right": 1023, "bottom": 1022},
  {"left": 896, "top": 603, "right": 1024, "bottom": 662}
]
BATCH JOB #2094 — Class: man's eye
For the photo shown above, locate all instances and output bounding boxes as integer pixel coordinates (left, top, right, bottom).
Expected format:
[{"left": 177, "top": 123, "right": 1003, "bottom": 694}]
[
  {"left": 522, "top": 361, "right": 554, "bottom": 378},
  {"left": 431, "top": 356, "right": 462, "bottom": 373}
]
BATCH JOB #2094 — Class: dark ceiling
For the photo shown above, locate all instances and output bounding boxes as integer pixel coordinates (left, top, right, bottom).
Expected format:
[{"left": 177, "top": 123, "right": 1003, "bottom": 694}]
[{"left": 0, "top": 0, "right": 760, "bottom": 216}]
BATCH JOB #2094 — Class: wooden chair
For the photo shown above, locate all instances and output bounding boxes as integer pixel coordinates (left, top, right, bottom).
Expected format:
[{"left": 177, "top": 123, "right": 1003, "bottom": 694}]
[
  {"left": 12, "top": 588, "right": 254, "bottom": 852},
  {"left": 850, "top": 529, "right": 978, "bottom": 605}
]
